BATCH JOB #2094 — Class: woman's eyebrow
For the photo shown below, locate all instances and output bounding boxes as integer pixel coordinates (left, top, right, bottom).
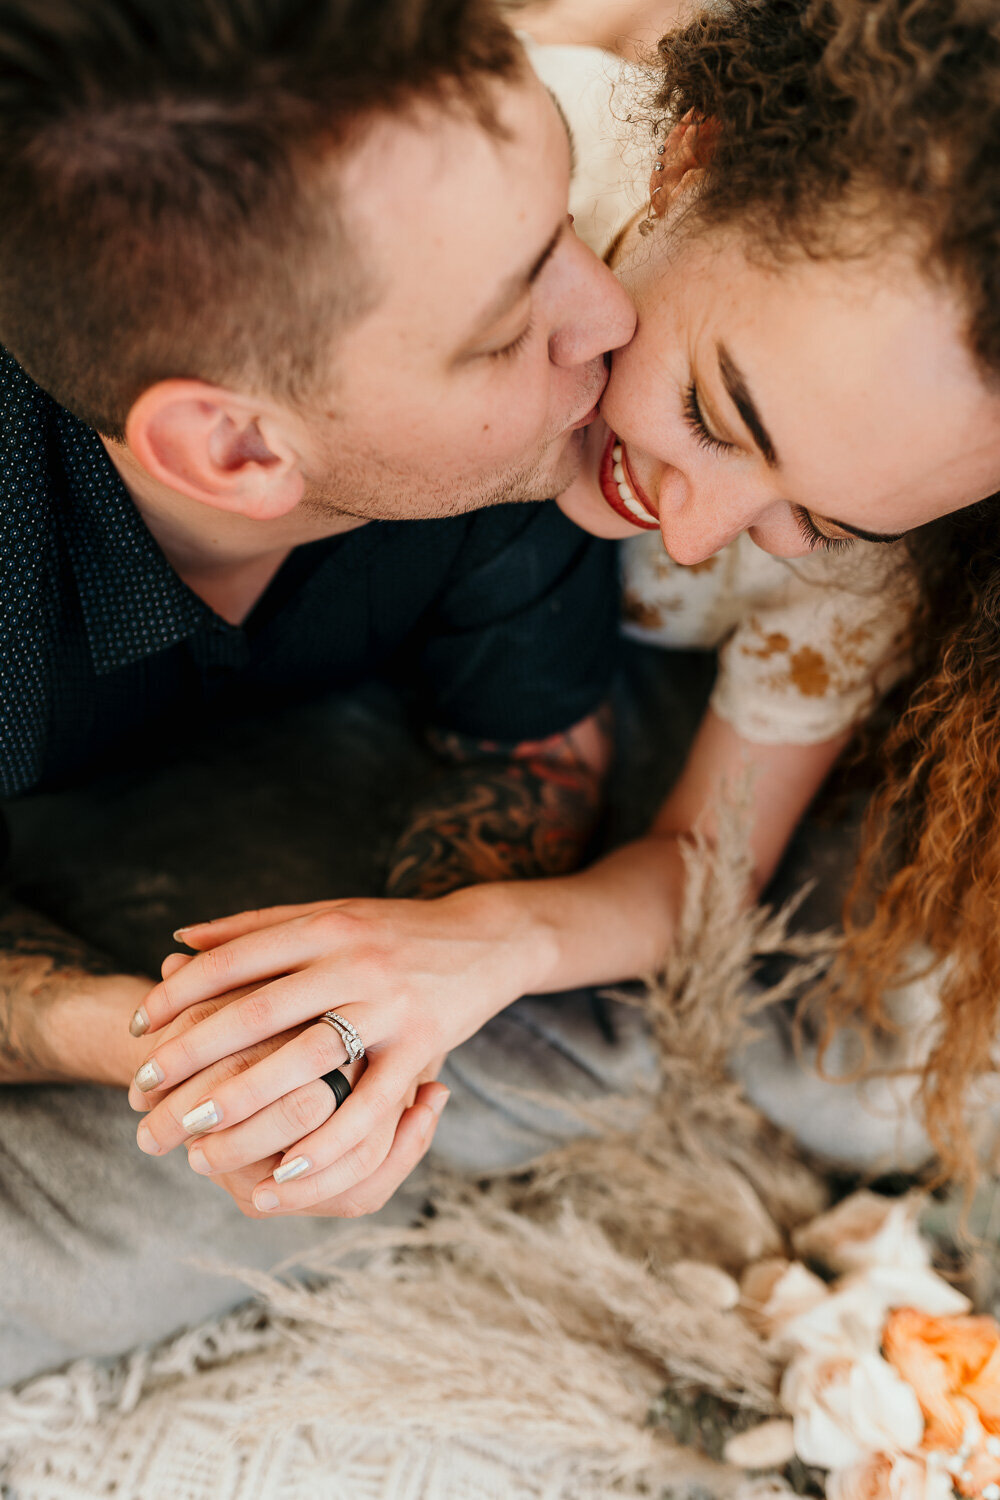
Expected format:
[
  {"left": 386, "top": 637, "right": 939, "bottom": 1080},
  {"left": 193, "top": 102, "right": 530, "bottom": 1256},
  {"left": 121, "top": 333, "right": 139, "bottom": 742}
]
[{"left": 716, "top": 341, "right": 778, "bottom": 467}]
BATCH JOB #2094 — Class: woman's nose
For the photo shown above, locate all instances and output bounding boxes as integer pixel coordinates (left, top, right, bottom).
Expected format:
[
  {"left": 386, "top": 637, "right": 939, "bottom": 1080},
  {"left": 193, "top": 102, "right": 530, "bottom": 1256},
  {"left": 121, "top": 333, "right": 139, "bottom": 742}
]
[{"left": 655, "top": 469, "right": 755, "bottom": 565}]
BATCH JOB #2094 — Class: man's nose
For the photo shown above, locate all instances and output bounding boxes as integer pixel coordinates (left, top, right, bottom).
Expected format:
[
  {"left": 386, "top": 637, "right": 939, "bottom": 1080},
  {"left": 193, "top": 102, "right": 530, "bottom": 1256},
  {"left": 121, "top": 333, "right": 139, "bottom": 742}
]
[{"left": 547, "top": 240, "right": 636, "bottom": 368}]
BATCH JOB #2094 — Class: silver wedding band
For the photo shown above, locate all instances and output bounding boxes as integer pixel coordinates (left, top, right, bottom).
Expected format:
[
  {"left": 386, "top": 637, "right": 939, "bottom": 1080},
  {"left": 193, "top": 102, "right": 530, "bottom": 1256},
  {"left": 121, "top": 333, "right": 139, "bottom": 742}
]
[{"left": 320, "top": 1009, "right": 365, "bottom": 1063}]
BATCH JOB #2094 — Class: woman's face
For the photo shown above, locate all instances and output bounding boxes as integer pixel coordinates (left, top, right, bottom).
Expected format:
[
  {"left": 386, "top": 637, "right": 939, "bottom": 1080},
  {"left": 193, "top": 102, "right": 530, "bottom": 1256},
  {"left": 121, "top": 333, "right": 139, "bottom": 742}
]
[{"left": 559, "top": 216, "right": 1000, "bottom": 561}]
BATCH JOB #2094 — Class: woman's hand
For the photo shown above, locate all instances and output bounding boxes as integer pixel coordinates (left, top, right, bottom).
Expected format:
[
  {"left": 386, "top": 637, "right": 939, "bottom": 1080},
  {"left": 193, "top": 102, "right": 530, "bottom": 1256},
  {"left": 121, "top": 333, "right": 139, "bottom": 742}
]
[
  {"left": 127, "top": 889, "right": 551, "bottom": 1203},
  {"left": 130, "top": 952, "right": 449, "bottom": 1215},
  {"left": 186, "top": 1077, "right": 449, "bottom": 1219}
]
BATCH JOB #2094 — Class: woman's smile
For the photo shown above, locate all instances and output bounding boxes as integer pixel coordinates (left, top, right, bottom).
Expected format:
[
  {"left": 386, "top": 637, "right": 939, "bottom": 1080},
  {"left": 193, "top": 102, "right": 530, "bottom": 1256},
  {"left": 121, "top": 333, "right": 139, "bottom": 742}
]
[{"left": 598, "top": 430, "right": 660, "bottom": 530}]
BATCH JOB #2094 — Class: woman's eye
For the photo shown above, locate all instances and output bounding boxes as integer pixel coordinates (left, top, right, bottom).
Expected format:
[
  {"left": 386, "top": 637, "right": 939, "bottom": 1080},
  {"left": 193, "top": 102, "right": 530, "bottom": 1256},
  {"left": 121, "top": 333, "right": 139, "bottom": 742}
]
[
  {"left": 682, "top": 382, "right": 737, "bottom": 455},
  {"left": 792, "top": 503, "right": 854, "bottom": 553},
  {"left": 488, "top": 320, "right": 534, "bottom": 362}
]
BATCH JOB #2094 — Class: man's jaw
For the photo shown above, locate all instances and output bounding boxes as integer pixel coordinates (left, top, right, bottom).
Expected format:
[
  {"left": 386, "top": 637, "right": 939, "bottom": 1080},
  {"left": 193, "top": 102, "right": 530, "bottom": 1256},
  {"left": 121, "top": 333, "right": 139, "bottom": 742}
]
[{"left": 598, "top": 430, "right": 660, "bottom": 530}]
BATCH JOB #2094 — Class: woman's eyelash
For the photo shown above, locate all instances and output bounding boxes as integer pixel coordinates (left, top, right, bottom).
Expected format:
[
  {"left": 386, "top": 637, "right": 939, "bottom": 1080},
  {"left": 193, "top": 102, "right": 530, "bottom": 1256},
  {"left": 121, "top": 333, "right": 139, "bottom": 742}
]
[
  {"left": 489, "top": 320, "right": 534, "bottom": 361},
  {"left": 792, "top": 503, "right": 854, "bottom": 553},
  {"left": 682, "top": 382, "right": 736, "bottom": 455}
]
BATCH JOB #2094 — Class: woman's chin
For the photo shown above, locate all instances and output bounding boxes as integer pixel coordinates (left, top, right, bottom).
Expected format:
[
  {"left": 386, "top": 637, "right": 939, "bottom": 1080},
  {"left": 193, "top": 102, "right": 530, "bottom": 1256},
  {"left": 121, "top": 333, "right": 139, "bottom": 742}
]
[{"left": 556, "top": 481, "right": 641, "bottom": 538}]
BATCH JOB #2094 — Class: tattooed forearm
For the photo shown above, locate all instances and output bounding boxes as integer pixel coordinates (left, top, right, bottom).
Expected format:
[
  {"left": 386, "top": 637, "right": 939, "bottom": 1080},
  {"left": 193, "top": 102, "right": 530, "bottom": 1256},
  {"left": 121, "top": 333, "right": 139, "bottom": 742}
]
[
  {"left": 386, "top": 709, "right": 611, "bottom": 899},
  {"left": 0, "top": 899, "right": 119, "bottom": 1082}
]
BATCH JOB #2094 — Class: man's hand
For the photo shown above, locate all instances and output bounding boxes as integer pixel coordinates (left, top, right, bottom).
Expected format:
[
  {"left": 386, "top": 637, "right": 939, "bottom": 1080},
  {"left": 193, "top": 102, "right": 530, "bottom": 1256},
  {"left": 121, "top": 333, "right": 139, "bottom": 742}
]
[
  {"left": 184, "top": 1079, "right": 447, "bottom": 1219},
  {"left": 0, "top": 899, "right": 151, "bottom": 1086}
]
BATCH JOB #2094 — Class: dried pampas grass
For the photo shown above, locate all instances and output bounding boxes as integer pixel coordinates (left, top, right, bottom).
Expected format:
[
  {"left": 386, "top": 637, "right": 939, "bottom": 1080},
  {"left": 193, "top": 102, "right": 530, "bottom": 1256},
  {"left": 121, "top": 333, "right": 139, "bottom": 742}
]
[{"left": 219, "top": 796, "right": 839, "bottom": 1493}]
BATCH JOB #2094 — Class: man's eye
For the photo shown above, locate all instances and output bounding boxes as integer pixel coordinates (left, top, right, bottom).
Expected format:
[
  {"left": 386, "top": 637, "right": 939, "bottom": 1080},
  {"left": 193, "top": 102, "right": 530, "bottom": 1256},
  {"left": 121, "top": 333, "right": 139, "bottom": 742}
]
[
  {"left": 488, "top": 320, "right": 534, "bottom": 362},
  {"left": 682, "top": 381, "right": 737, "bottom": 455}
]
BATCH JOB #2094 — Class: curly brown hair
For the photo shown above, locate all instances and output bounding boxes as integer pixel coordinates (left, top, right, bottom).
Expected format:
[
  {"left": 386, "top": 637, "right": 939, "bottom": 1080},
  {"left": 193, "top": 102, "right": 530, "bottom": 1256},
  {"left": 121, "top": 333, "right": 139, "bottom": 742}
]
[{"left": 651, "top": 0, "right": 1000, "bottom": 1181}]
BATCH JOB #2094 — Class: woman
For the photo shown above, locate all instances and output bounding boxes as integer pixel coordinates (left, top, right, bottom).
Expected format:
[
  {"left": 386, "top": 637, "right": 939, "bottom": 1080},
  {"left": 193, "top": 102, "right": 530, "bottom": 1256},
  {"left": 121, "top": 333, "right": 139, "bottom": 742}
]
[{"left": 126, "top": 0, "right": 1000, "bottom": 1204}]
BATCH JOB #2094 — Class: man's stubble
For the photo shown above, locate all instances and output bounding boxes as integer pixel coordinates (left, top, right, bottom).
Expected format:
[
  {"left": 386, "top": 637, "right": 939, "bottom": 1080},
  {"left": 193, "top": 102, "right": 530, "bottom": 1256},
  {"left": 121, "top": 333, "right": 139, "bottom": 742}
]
[{"left": 299, "top": 424, "right": 588, "bottom": 525}]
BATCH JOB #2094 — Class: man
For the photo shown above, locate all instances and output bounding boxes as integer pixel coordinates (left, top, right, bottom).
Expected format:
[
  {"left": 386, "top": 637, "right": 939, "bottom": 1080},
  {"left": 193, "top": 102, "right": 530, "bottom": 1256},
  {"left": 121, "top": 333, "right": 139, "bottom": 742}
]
[{"left": 0, "top": 0, "right": 637, "bottom": 1384}]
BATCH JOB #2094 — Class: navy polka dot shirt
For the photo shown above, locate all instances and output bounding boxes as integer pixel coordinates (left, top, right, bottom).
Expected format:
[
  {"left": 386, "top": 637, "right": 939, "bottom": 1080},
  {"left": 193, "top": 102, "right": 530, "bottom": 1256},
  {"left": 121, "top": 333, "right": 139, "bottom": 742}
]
[{"left": 0, "top": 348, "right": 617, "bottom": 800}]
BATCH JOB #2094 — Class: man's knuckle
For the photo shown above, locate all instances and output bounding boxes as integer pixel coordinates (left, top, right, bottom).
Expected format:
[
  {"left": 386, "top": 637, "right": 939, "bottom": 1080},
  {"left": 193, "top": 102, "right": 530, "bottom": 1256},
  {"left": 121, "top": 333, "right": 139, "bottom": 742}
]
[
  {"left": 348, "top": 1136, "right": 382, "bottom": 1179},
  {"left": 236, "top": 991, "right": 274, "bottom": 1033},
  {"left": 281, "top": 1084, "right": 325, "bottom": 1136},
  {"left": 337, "top": 1196, "right": 369, "bottom": 1219},
  {"left": 187, "top": 999, "right": 222, "bottom": 1028}
]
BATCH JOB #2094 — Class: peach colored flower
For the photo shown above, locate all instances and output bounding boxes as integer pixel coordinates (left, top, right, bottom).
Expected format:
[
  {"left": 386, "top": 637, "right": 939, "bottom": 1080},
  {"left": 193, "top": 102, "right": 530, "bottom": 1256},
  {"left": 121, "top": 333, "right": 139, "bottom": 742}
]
[
  {"left": 884, "top": 1307, "right": 1000, "bottom": 1452},
  {"left": 827, "top": 1452, "right": 955, "bottom": 1500},
  {"left": 781, "top": 1350, "right": 924, "bottom": 1469},
  {"left": 793, "top": 1193, "right": 931, "bottom": 1277},
  {"left": 739, "top": 1258, "right": 829, "bottom": 1340}
]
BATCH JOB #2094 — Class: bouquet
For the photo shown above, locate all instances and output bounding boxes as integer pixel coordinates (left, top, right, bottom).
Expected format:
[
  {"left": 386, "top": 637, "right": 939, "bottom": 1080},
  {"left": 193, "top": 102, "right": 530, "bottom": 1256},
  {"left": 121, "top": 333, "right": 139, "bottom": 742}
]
[{"left": 722, "top": 1192, "right": 1000, "bottom": 1500}]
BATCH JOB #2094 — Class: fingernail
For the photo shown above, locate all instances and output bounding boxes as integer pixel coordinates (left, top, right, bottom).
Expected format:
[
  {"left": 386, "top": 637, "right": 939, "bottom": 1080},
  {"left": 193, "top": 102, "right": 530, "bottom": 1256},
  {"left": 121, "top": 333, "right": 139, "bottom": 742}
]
[
  {"left": 172, "top": 926, "right": 194, "bottom": 941},
  {"left": 129, "top": 1007, "right": 149, "bottom": 1037},
  {"left": 136, "top": 1121, "right": 161, "bottom": 1154},
  {"left": 254, "top": 1190, "right": 280, "bottom": 1212},
  {"left": 420, "top": 1089, "right": 450, "bottom": 1139},
  {"left": 182, "top": 1100, "right": 221, "bottom": 1134},
  {"left": 187, "top": 1145, "right": 213, "bottom": 1175},
  {"left": 134, "top": 1059, "right": 165, "bottom": 1092},
  {"left": 273, "top": 1155, "right": 311, "bottom": 1184}
]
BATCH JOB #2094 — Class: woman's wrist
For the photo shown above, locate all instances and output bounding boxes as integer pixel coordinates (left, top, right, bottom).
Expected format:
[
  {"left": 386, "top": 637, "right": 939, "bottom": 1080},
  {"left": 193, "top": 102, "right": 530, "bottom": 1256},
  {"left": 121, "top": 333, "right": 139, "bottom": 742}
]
[
  {"left": 437, "top": 878, "right": 564, "bottom": 1001},
  {"left": 440, "top": 834, "right": 687, "bottom": 1000}
]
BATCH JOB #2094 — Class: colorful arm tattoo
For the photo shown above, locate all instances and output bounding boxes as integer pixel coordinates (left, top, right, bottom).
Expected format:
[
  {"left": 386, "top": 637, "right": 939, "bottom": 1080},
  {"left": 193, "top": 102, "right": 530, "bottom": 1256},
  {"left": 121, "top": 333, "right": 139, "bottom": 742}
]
[{"left": 385, "top": 707, "right": 612, "bottom": 900}]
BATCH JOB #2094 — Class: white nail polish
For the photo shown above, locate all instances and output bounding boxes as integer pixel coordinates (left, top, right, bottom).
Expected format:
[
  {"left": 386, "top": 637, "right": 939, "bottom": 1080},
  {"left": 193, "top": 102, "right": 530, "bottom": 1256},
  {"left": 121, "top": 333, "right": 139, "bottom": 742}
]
[
  {"left": 273, "top": 1155, "right": 311, "bottom": 1184},
  {"left": 134, "top": 1059, "right": 165, "bottom": 1091},
  {"left": 129, "top": 1007, "right": 149, "bottom": 1037},
  {"left": 182, "top": 1100, "right": 220, "bottom": 1134}
]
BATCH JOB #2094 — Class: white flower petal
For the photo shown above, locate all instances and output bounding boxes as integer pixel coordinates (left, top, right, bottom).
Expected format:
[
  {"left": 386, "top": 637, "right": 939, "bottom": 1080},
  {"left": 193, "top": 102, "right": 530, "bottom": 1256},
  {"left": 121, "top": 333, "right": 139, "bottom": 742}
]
[
  {"left": 779, "top": 1283, "right": 887, "bottom": 1357},
  {"left": 848, "top": 1265, "right": 971, "bottom": 1318},
  {"left": 846, "top": 1353, "right": 925, "bottom": 1455},
  {"left": 793, "top": 1192, "right": 930, "bottom": 1275},
  {"left": 793, "top": 1397, "right": 870, "bottom": 1469},
  {"left": 741, "top": 1259, "right": 830, "bottom": 1339}
]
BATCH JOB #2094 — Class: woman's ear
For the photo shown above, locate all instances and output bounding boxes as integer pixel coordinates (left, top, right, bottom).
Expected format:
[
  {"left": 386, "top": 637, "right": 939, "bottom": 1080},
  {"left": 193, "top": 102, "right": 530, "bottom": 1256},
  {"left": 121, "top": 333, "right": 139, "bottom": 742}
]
[
  {"left": 648, "top": 111, "right": 720, "bottom": 221},
  {"left": 125, "top": 379, "right": 304, "bottom": 519}
]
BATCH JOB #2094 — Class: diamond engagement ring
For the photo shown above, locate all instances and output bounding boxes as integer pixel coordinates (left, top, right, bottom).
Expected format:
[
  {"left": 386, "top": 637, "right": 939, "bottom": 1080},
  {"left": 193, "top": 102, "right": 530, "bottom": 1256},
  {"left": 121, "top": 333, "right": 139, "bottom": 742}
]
[{"left": 320, "top": 1010, "right": 365, "bottom": 1062}]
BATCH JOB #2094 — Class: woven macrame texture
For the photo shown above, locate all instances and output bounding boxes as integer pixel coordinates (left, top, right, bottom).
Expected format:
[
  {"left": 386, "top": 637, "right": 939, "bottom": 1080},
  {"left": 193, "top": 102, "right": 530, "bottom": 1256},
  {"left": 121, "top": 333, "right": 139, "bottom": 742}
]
[{"left": 1, "top": 807, "right": 837, "bottom": 1500}]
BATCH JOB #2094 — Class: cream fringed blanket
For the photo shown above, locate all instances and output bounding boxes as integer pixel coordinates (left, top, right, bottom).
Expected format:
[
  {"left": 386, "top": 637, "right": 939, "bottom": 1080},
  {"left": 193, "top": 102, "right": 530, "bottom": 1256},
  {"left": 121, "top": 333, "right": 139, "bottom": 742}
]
[{"left": 0, "top": 816, "right": 838, "bottom": 1500}]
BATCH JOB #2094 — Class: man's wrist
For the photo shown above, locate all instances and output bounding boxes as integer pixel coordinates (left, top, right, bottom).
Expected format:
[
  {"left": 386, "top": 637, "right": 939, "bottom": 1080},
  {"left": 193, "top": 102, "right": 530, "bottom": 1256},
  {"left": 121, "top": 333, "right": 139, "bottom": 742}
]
[{"left": 48, "top": 974, "right": 153, "bottom": 1088}]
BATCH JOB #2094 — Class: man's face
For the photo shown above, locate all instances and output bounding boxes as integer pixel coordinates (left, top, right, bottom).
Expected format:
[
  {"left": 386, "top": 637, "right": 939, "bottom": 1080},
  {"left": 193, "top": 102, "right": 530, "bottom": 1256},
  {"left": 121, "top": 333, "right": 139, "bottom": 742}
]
[{"left": 292, "top": 61, "right": 637, "bottom": 520}]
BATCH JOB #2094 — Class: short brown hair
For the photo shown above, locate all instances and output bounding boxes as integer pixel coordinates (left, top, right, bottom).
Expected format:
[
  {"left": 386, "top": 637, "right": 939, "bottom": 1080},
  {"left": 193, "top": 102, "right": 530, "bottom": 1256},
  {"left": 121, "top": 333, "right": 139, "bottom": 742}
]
[
  {"left": 652, "top": 0, "right": 1000, "bottom": 380},
  {"left": 0, "top": 0, "right": 520, "bottom": 437}
]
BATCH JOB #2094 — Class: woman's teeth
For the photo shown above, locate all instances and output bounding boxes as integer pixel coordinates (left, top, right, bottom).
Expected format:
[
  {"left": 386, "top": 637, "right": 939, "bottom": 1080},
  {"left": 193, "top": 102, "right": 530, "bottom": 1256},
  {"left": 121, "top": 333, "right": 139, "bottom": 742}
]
[{"left": 611, "top": 445, "right": 658, "bottom": 525}]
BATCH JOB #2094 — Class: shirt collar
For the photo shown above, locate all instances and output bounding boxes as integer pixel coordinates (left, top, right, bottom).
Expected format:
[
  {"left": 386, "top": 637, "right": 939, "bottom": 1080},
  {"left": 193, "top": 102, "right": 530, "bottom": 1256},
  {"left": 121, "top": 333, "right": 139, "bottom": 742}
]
[{"left": 53, "top": 407, "right": 209, "bottom": 675}]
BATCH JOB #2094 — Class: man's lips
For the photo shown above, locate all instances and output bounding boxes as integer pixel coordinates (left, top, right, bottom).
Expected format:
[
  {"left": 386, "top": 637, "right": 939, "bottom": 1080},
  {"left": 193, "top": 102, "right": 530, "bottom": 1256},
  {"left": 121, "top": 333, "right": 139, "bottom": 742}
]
[
  {"left": 572, "top": 402, "right": 600, "bottom": 431},
  {"left": 598, "top": 431, "right": 659, "bottom": 529}
]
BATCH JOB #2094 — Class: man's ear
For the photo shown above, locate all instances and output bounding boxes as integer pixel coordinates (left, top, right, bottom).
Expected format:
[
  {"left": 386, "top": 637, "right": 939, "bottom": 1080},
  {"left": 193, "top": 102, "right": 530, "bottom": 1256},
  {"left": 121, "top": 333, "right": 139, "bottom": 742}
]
[
  {"left": 124, "top": 380, "right": 305, "bottom": 518},
  {"left": 648, "top": 111, "right": 720, "bottom": 221}
]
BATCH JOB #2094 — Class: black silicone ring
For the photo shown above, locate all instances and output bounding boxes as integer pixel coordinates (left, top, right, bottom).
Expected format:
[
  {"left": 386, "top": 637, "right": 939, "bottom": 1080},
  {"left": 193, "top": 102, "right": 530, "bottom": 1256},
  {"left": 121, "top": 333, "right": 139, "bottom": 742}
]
[{"left": 320, "top": 1068, "right": 352, "bottom": 1111}]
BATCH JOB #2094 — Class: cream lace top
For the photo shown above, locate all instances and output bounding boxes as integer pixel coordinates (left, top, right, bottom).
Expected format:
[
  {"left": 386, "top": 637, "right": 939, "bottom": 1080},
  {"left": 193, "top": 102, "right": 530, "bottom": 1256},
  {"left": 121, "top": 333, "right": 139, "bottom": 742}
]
[{"left": 531, "top": 40, "right": 915, "bottom": 744}]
